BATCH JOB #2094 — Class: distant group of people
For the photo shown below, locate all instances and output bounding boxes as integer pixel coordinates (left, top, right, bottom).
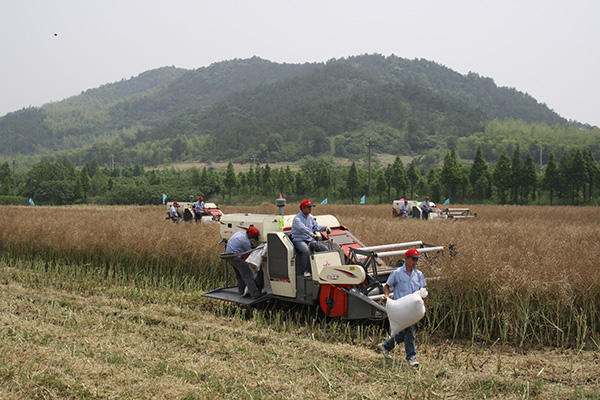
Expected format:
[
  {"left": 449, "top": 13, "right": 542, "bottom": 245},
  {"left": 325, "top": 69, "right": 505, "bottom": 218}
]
[
  {"left": 168, "top": 196, "right": 211, "bottom": 223},
  {"left": 396, "top": 196, "right": 432, "bottom": 220}
]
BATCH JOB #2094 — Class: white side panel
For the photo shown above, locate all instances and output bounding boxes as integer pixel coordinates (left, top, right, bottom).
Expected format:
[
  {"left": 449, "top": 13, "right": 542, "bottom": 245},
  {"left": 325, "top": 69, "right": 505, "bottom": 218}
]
[{"left": 268, "top": 232, "right": 296, "bottom": 298}]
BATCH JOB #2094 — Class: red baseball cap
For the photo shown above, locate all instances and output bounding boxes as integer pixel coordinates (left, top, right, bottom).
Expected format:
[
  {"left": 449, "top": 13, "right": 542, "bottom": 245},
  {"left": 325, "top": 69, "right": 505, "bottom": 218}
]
[
  {"left": 405, "top": 248, "right": 420, "bottom": 258},
  {"left": 300, "top": 199, "right": 315, "bottom": 208},
  {"left": 425, "top": 196, "right": 429, "bottom": 199},
  {"left": 173, "top": 201, "right": 179, "bottom": 205},
  {"left": 247, "top": 226, "right": 259, "bottom": 239}
]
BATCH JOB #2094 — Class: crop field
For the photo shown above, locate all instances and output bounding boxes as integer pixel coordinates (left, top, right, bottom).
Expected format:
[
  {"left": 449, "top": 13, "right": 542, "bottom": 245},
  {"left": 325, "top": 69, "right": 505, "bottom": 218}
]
[{"left": 1, "top": 203, "right": 599, "bottom": 399}]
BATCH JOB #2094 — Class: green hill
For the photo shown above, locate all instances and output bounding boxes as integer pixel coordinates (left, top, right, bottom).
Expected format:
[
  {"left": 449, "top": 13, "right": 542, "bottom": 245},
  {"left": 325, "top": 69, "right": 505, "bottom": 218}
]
[{"left": 1, "top": 54, "right": 587, "bottom": 169}]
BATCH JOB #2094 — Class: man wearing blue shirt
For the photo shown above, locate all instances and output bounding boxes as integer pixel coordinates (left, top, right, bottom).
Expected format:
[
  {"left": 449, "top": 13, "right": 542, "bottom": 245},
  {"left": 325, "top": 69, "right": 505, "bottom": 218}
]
[
  {"left": 377, "top": 248, "right": 426, "bottom": 367},
  {"left": 226, "top": 226, "right": 264, "bottom": 300},
  {"left": 193, "top": 196, "right": 208, "bottom": 221},
  {"left": 169, "top": 201, "right": 182, "bottom": 222},
  {"left": 399, "top": 200, "right": 409, "bottom": 218},
  {"left": 291, "top": 199, "right": 331, "bottom": 278},
  {"left": 421, "top": 197, "right": 431, "bottom": 220}
]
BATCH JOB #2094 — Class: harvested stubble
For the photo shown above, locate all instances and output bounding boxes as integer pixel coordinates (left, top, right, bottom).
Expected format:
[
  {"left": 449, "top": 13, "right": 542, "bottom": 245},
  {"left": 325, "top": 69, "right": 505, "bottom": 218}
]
[{"left": 1, "top": 203, "right": 599, "bottom": 348}]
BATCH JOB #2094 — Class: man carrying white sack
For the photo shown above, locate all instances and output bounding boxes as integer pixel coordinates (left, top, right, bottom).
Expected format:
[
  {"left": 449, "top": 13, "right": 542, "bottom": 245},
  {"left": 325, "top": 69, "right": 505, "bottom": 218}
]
[{"left": 377, "top": 248, "right": 426, "bottom": 367}]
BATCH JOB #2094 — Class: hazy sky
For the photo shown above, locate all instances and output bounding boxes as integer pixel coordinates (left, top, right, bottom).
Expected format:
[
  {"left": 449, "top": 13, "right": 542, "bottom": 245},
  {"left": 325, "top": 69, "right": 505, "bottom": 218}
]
[{"left": 1, "top": 0, "right": 599, "bottom": 127}]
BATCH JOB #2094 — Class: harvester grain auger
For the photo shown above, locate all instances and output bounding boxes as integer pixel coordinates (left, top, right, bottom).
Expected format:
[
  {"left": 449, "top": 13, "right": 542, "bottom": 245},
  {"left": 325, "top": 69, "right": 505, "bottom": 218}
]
[
  {"left": 441, "top": 207, "right": 476, "bottom": 219},
  {"left": 202, "top": 199, "right": 444, "bottom": 320}
]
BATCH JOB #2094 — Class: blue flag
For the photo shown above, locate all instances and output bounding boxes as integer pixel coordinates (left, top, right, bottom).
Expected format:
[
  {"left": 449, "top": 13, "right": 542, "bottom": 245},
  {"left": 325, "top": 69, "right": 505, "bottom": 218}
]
[
  {"left": 321, "top": 198, "right": 328, "bottom": 205},
  {"left": 162, "top": 193, "right": 167, "bottom": 204},
  {"left": 443, "top": 198, "right": 450, "bottom": 205},
  {"left": 360, "top": 195, "right": 366, "bottom": 204},
  {"left": 29, "top": 198, "right": 35, "bottom": 206}
]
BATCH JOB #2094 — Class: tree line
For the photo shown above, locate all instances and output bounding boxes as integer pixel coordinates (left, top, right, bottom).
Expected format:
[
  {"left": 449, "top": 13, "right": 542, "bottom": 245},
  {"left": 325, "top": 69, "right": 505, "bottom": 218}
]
[{"left": 1, "top": 146, "right": 598, "bottom": 207}]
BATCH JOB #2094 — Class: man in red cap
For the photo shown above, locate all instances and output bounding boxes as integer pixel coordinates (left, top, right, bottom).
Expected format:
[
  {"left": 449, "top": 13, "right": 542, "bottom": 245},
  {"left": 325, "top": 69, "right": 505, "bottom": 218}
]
[
  {"left": 421, "top": 196, "right": 432, "bottom": 220},
  {"left": 226, "top": 226, "right": 265, "bottom": 300},
  {"left": 377, "top": 248, "right": 427, "bottom": 367},
  {"left": 193, "top": 195, "right": 208, "bottom": 221},
  {"left": 169, "top": 201, "right": 182, "bottom": 222},
  {"left": 291, "top": 199, "right": 331, "bottom": 278}
]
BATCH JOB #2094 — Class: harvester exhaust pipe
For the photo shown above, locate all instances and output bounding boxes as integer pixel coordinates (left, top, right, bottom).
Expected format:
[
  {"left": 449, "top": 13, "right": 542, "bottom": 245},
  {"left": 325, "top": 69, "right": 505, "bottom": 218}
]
[
  {"left": 276, "top": 198, "right": 286, "bottom": 230},
  {"left": 275, "top": 198, "right": 286, "bottom": 215}
]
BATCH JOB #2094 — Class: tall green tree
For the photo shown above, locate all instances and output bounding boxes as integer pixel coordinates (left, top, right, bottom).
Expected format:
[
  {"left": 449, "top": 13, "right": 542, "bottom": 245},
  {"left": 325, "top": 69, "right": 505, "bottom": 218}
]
[
  {"left": 347, "top": 162, "right": 359, "bottom": 203},
  {"left": 511, "top": 145, "right": 523, "bottom": 203},
  {"left": 521, "top": 153, "right": 538, "bottom": 203},
  {"left": 406, "top": 161, "right": 420, "bottom": 198},
  {"left": 542, "top": 153, "right": 560, "bottom": 205},
  {"left": 560, "top": 150, "right": 587, "bottom": 204},
  {"left": 469, "top": 146, "right": 489, "bottom": 201},
  {"left": 223, "top": 162, "right": 237, "bottom": 201},
  {"left": 80, "top": 166, "right": 91, "bottom": 199},
  {"left": 0, "top": 162, "right": 15, "bottom": 195},
  {"left": 246, "top": 166, "right": 257, "bottom": 194},
  {"left": 583, "top": 149, "right": 599, "bottom": 202},
  {"left": 440, "top": 149, "right": 463, "bottom": 201},
  {"left": 493, "top": 149, "right": 512, "bottom": 203},
  {"left": 390, "top": 155, "right": 407, "bottom": 199}
]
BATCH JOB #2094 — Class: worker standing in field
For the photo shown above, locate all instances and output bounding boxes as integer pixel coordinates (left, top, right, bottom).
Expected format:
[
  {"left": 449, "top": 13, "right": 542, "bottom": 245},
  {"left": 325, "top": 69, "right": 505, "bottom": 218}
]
[
  {"left": 377, "top": 248, "right": 426, "bottom": 367},
  {"left": 421, "top": 196, "right": 431, "bottom": 220},
  {"left": 169, "top": 201, "right": 182, "bottom": 223},
  {"left": 226, "top": 226, "right": 265, "bottom": 300},
  {"left": 291, "top": 199, "right": 331, "bottom": 278}
]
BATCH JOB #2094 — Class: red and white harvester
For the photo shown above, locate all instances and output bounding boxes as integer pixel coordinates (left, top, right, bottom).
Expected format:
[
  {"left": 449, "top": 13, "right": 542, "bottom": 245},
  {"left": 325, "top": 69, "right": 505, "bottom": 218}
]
[{"left": 203, "top": 199, "right": 443, "bottom": 320}]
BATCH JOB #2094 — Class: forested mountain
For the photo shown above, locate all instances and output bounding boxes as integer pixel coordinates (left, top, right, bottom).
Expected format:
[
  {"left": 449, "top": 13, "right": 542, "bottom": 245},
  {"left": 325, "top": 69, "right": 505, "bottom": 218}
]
[{"left": 1, "top": 54, "right": 591, "bottom": 169}]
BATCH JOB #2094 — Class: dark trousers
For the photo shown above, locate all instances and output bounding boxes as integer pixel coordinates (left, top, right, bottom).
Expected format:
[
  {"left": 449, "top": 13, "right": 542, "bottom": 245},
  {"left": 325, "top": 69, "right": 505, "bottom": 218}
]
[
  {"left": 229, "top": 257, "right": 260, "bottom": 299},
  {"left": 383, "top": 325, "right": 416, "bottom": 360}
]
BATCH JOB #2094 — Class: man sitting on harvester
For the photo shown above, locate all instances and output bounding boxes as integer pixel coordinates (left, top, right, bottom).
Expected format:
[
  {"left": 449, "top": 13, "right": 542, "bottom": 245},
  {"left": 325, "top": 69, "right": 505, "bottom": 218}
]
[
  {"left": 291, "top": 199, "right": 331, "bottom": 278},
  {"left": 398, "top": 200, "right": 409, "bottom": 218},
  {"left": 169, "top": 201, "right": 182, "bottom": 222},
  {"left": 193, "top": 196, "right": 209, "bottom": 221}
]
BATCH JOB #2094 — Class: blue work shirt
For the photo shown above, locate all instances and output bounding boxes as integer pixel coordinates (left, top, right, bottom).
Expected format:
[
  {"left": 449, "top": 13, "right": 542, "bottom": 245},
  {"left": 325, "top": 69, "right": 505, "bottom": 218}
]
[
  {"left": 291, "top": 211, "right": 327, "bottom": 244},
  {"left": 386, "top": 262, "right": 426, "bottom": 299},
  {"left": 226, "top": 230, "right": 252, "bottom": 256},
  {"left": 194, "top": 200, "right": 205, "bottom": 213}
]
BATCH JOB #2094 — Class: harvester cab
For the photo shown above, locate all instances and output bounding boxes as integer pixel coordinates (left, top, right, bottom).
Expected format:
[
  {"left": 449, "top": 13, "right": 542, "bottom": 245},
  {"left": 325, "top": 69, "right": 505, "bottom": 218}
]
[{"left": 203, "top": 199, "right": 444, "bottom": 320}]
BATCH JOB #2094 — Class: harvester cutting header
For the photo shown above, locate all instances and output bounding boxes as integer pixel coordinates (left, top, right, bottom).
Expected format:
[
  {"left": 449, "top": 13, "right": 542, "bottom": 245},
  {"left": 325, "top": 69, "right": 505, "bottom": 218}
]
[{"left": 203, "top": 199, "right": 444, "bottom": 320}]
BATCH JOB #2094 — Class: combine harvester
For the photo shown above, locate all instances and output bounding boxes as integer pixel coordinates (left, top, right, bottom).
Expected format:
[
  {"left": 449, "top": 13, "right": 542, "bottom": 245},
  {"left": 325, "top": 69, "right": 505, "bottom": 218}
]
[
  {"left": 203, "top": 199, "right": 444, "bottom": 320},
  {"left": 165, "top": 201, "right": 223, "bottom": 223},
  {"left": 392, "top": 199, "right": 475, "bottom": 220}
]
